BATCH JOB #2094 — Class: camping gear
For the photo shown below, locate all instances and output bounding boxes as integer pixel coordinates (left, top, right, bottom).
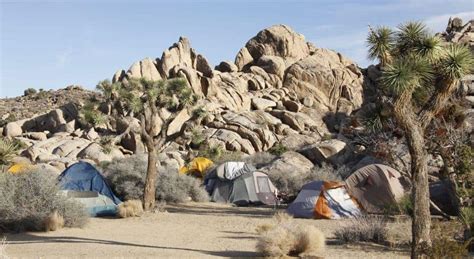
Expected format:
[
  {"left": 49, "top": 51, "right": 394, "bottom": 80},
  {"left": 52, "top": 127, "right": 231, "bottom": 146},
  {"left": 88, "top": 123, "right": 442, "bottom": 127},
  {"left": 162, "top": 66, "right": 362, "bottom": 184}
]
[
  {"left": 345, "top": 164, "right": 405, "bottom": 214},
  {"left": 287, "top": 181, "right": 361, "bottom": 219},
  {"left": 205, "top": 162, "right": 278, "bottom": 206},
  {"left": 215, "top": 162, "right": 256, "bottom": 181},
  {"left": 179, "top": 157, "right": 214, "bottom": 178},
  {"left": 58, "top": 162, "right": 122, "bottom": 205},
  {"left": 59, "top": 190, "right": 117, "bottom": 217}
]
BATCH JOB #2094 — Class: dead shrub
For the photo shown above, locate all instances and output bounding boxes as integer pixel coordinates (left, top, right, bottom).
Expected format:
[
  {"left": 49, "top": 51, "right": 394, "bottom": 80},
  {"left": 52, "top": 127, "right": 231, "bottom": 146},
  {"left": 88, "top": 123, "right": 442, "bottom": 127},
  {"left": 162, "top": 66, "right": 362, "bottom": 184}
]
[
  {"left": 256, "top": 212, "right": 325, "bottom": 257},
  {"left": 334, "top": 216, "right": 388, "bottom": 244},
  {"left": 117, "top": 200, "right": 144, "bottom": 218},
  {"left": 43, "top": 210, "right": 64, "bottom": 232}
]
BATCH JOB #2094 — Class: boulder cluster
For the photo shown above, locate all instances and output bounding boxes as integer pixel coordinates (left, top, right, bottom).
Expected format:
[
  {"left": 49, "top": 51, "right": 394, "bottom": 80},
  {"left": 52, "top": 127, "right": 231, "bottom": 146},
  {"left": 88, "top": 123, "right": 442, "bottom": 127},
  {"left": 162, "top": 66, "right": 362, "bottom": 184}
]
[{"left": 1, "top": 19, "right": 473, "bottom": 176}]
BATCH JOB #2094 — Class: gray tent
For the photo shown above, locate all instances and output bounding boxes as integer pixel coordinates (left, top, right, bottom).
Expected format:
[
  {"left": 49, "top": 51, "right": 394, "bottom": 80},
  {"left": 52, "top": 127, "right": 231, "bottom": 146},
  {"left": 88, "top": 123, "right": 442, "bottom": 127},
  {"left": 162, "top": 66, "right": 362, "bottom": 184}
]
[{"left": 205, "top": 162, "right": 278, "bottom": 206}]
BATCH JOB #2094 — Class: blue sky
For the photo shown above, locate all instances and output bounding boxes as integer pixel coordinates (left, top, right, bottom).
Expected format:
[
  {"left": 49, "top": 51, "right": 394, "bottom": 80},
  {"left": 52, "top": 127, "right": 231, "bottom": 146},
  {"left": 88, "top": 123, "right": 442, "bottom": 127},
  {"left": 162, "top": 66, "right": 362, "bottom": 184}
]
[{"left": 1, "top": 0, "right": 473, "bottom": 98}]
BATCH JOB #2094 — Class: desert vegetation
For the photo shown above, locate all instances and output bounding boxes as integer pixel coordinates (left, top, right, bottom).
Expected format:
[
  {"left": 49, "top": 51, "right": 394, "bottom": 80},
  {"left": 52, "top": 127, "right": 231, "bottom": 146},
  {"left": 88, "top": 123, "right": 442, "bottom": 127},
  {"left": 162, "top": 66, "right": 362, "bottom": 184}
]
[
  {"left": 0, "top": 170, "right": 88, "bottom": 232},
  {"left": 256, "top": 212, "right": 325, "bottom": 257},
  {"left": 102, "top": 154, "right": 208, "bottom": 204},
  {"left": 366, "top": 20, "right": 474, "bottom": 256}
]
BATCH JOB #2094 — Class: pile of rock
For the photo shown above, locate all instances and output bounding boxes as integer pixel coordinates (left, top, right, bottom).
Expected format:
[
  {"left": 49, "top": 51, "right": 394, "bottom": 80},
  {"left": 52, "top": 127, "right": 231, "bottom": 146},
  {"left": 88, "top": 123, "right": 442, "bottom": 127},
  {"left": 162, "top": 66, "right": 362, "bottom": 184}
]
[{"left": 110, "top": 24, "right": 365, "bottom": 155}]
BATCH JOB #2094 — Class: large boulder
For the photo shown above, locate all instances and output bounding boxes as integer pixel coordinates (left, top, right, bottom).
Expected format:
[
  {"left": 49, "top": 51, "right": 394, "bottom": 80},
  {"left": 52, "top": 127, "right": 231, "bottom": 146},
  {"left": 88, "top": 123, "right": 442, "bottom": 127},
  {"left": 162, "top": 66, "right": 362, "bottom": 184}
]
[
  {"left": 283, "top": 49, "right": 364, "bottom": 114},
  {"left": 240, "top": 25, "right": 311, "bottom": 67},
  {"left": 126, "top": 58, "right": 162, "bottom": 81},
  {"left": 3, "top": 122, "right": 22, "bottom": 137},
  {"left": 167, "top": 109, "right": 191, "bottom": 136},
  {"left": 300, "top": 139, "right": 348, "bottom": 166},
  {"left": 215, "top": 61, "right": 238, "bottom": 73}
]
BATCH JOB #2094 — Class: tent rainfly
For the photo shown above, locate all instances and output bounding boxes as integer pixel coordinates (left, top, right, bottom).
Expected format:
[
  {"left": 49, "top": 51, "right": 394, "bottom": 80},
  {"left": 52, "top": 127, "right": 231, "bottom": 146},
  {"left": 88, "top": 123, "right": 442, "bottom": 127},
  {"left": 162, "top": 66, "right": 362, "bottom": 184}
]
[{"left": 287, "top": 181, "right": 361, "bottom": 219}]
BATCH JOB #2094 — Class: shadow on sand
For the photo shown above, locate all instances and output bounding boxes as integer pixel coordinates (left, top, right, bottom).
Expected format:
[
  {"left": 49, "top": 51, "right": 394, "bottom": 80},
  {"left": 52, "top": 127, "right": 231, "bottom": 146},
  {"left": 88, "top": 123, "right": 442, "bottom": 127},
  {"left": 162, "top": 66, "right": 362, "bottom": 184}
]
[
  {"left": 5, "top": 233, "right": 261, "bottom": 258},
  {"left": 165, "top": 203, "right": 284, "bottom": 219}
]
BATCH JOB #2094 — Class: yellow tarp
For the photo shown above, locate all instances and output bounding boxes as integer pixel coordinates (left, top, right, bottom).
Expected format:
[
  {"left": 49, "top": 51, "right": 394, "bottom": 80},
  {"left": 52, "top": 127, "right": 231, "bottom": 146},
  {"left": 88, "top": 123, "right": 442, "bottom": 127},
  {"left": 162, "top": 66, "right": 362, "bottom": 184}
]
[
  {"left": 7, "top": 163, "right": 32, "bottom": 174},
  {"left": 179, "top": 157, "right": 213, "bottom": 178}
]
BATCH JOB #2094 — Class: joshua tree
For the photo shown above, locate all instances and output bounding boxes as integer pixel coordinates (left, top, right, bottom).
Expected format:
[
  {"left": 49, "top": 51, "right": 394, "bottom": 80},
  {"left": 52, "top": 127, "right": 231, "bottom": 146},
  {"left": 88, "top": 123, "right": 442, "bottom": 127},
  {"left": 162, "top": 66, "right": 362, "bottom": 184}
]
[
  {"left": 97, "top": 77, "right": 197, "bottom": 210},
  {"left": 367, "top": 22, "right": 474, "bottom": 258}
]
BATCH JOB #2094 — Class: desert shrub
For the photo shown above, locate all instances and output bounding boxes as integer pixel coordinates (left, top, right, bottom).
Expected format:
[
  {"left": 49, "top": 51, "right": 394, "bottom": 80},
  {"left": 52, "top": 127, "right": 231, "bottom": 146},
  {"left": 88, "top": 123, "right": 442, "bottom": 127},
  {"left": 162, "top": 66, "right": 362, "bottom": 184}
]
[
  {"left": 198, "top": 145, "right": 224, "bottom": 161},
  {"left": 256, "top": 212, "right": 325, "bottom": 257},
  {"left": 23, "top": 88, "right": 37, "bottom": 96},
  {"left": 242, "top": 152, "right": 276, "bottom": 169},
  {"left": 102, "top": 155, "right": 148, "bottom": 200},
  {"left": 156, "top": 170, "right": 209, "bottom": 202},
  {"left": 190, "top": 127, "right": 205, "bottom": 148},
  {"left": 0, "top": 171, "right": 88, "bottom": 232},
  {"left": 103, "top": 154, "right": 208, "bottom": 203},
  {"left": 268, "top": 143, "right": 288, "bottom": 156},
  {"left": 99, "top": 135, "right": 115, "bottom": 154},
  {"left": 429, "top": 236, "right": 469, "bottom": 258},
  {"left": 334, "top": 216, "right": 388, "bottom": 244},
  {"left": 117, "top": 200, "right": 143, "bottom": 218},
  {"left": 461, "top": 207, "right": 474, "bottom": 231},
  {"left": 192, "top": 106, "right": 207, "bottom": 119},
  {"left": 0, "top": 138, "right": 22, "bottom": 165},
  {"left": 311, "top": 163, "right": 346, "bottom": 181},
  {"left": 383, "top": 194, "right": 413, "bottom": 216},
  {"left": 79, "top": 102, "right": 107, "bottom": 128}
]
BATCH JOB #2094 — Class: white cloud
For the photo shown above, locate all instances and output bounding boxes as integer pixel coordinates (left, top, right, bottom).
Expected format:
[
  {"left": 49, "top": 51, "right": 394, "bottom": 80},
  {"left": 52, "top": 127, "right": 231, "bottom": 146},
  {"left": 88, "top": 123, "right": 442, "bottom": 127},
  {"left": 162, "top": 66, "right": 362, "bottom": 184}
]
[{"left": 424, "top": 11, "right": 474, "bottom": 32}]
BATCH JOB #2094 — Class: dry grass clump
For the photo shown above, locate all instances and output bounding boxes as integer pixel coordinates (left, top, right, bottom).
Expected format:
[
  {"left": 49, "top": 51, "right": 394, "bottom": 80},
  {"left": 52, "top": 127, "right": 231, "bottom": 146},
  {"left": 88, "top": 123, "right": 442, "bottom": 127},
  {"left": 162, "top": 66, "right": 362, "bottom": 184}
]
[
  {"left": 334, "top": 216, "right": 388, "bottom": 244},
  {"left": 117, "top": 200, "right": 144, "bottom": 218},
  {"left": 385, "top": 219, "right": 411, "bottom": 247},
  {"left": 43, "top": 210, "right": 64, "bottom": 232},
  {"left": 256, "top": 212, "right": 325, "bottom": 257}
]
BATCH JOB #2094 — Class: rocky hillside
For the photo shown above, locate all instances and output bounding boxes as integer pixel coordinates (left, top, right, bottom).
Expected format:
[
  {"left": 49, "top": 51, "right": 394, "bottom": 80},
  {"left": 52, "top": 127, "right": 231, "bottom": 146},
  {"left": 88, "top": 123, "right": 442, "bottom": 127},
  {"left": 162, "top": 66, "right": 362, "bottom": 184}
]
[
  {"left": 1, "top": 18, "right": 472, "bottom": 178},
  {"left": 0, "top": 85, "right": 101, "bottom": 124}
]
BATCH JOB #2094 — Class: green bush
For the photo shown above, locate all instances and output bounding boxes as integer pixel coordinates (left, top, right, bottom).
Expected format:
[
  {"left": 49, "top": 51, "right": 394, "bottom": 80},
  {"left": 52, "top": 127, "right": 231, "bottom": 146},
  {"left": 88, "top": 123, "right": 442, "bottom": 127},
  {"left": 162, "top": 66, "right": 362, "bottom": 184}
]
[
  {"left": 23, "top": 88, "right": 37, "bottom": 96},
  {"left": 268, "top": 143, "right": 288, "bottom": 156},
  {"left": 0, "top": 171, "right": 88, "bottom": 232},
  {"left": 461, "top": 207, "right": 474, "bottom": 231},
  {"left": 383, "top": 194, "right": 413, "bottom": 216},
  {"left": 103, "top": 154, "right": 208, "bottom": 203},
  {"left": 79, "top": 102, "right": 107, "bottom": 128},
  {"left": 99, "top": 135, "right": 115, "bottom": 154},
  {"left": 192, "top": 106, "right": 207, "bottom": 119}
]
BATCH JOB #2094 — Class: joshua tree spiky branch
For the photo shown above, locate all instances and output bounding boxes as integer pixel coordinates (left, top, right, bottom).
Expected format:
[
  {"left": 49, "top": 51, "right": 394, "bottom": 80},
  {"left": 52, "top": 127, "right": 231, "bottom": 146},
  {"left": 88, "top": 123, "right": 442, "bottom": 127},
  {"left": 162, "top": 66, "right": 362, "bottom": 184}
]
[{"left": 367, "top": 21, "right": 474, "bottom": 258}]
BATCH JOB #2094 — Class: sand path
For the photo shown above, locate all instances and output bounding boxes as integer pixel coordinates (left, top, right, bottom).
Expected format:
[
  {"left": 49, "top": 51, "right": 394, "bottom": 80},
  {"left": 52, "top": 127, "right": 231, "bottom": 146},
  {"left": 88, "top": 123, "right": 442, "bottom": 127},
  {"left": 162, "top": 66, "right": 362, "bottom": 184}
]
[{"left": 3, "top": 202, "right": 409, "bottom": 258}]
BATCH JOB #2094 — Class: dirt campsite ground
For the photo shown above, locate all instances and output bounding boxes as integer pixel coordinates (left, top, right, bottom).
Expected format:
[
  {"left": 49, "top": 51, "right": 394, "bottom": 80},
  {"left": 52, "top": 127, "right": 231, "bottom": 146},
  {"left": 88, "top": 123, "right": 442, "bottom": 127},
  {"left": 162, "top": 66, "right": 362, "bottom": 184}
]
[{"left": 3, "top": 202, "right": 409, "bottom": 258}]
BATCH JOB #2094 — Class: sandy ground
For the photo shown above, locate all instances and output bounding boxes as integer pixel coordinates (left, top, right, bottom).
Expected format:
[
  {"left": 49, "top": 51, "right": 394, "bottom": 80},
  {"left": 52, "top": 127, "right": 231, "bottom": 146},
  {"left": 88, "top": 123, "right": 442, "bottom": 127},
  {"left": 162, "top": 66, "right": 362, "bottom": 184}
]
[{"left": 2, "top": 202, "right": 409, "bottom": 258}]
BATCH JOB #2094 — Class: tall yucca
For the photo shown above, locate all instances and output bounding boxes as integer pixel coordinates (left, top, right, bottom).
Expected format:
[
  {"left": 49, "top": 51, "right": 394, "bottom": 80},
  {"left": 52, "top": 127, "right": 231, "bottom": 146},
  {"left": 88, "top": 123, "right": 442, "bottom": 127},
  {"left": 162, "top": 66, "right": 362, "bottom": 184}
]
[
  {"left": 367, "top": 26, "right": 394, "bottom": 66},
  {"left": 396, "top": 21, "right": 429, "bottom": 55},
  {"left": 437, "top": 44, "right": 474, "bottom": 80}
]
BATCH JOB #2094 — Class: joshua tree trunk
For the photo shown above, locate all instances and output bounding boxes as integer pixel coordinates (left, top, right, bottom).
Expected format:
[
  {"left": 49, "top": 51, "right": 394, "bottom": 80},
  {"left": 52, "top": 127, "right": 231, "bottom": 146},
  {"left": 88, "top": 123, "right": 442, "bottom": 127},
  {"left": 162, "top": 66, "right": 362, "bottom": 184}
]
[
  {"left": 143, "top": 145, "right": 157, "bottom": 211},
  {"left": 406, "top": 126, "right": 431, "bottom": 258},
  {"left": 394, "top": 92, "right": 432, "bottom": 258}
]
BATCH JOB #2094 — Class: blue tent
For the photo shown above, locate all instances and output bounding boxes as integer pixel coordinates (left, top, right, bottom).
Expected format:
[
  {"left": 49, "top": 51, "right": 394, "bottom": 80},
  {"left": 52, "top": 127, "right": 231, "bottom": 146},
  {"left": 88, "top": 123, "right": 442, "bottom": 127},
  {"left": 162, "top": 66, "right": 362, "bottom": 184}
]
[{"left": 58, "top": 162, "right": 122, "bottom": 205}]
